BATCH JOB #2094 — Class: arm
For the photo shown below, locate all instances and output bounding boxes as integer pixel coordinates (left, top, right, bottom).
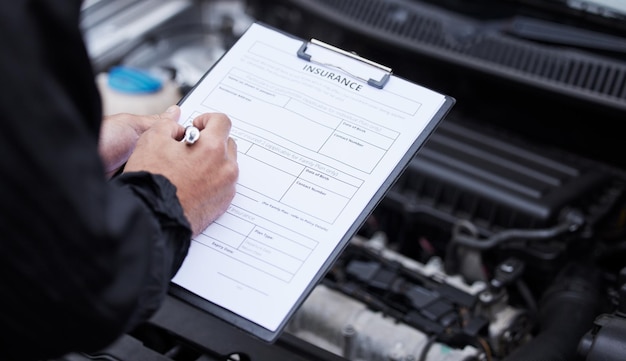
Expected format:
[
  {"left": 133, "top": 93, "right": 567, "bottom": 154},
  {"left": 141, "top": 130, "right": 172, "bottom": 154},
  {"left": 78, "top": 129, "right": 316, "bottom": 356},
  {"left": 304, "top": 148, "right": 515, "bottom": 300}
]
[{"left": 0, "top": 2, "right": 237, "bottom": 360}]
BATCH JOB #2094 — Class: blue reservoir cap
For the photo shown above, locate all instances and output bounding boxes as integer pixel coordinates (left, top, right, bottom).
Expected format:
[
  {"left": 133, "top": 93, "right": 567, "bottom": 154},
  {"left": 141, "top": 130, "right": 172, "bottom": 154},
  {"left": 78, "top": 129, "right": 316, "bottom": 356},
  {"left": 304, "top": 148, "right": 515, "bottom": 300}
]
[{"left": 107, "top": 66, "right": 163, "bottom": 94}]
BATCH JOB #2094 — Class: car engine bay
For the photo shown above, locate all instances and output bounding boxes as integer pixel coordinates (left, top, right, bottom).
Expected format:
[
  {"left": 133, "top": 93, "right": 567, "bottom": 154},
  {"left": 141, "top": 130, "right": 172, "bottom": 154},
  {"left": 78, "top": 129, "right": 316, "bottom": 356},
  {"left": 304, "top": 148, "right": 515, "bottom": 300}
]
[{"left": 70, "top": 0, "right": 626, "bottom": 360}]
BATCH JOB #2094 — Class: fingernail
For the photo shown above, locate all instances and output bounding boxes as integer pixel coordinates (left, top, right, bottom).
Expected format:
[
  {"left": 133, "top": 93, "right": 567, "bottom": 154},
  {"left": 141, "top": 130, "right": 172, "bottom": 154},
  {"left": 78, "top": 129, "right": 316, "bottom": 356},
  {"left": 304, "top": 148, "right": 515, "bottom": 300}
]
[{"left": 166, "top": 105, "right": 178, "bottom": 113}]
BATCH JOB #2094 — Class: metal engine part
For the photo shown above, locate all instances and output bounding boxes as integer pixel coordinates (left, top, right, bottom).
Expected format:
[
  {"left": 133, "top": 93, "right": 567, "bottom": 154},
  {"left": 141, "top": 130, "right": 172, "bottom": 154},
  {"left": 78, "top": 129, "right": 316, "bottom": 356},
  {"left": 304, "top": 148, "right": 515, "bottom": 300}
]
[
  {"left": 287, "top": 284, "right": 478, "bottom": 361},
  {"left": 287, "top": 234, "right": 530, "bottom": 361}
]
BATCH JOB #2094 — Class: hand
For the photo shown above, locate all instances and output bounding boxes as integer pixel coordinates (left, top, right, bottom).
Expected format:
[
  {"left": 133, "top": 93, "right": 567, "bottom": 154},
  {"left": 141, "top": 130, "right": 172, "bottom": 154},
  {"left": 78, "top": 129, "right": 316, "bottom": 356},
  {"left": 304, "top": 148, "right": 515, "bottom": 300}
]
[
  {"left": 98, "top": 105, "right": 181, "bottom": 178},
  {"left": 123, "top": 112, "right": 239, "bottom": 236}
]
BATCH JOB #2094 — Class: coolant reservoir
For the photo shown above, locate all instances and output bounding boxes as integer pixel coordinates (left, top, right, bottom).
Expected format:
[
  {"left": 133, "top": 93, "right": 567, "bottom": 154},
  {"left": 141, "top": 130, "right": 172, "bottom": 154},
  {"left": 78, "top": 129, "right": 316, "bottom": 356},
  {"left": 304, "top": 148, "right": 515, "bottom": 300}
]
[{"left": 96, "top": 66, "right": 182, "bottom": 116}]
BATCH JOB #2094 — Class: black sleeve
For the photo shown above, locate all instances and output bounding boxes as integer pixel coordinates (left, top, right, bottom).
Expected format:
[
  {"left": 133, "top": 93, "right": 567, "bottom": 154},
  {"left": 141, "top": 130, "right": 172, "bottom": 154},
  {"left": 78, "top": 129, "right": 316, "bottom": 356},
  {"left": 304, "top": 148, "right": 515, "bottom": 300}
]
[{"left": 0, "top": 2, "right": 192, "bottom": 360}]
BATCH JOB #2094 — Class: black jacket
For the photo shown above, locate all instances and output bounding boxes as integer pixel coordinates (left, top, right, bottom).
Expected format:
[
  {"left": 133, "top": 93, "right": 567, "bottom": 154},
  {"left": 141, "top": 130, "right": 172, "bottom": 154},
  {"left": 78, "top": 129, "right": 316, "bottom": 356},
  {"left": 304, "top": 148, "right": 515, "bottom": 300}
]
[{"left": 0, "top": 1, "right": 191, "bottom": 359}]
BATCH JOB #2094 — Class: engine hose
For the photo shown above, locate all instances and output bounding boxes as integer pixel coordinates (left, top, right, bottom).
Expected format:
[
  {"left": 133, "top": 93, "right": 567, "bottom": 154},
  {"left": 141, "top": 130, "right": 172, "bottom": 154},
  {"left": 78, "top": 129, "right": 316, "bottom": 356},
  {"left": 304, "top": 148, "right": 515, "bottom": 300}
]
[
  {"left": 444, "top": 208, "right": 585, "bottom": 274},
  {"left": 502, "top": 263, "right": 601, "bottom": 361}
]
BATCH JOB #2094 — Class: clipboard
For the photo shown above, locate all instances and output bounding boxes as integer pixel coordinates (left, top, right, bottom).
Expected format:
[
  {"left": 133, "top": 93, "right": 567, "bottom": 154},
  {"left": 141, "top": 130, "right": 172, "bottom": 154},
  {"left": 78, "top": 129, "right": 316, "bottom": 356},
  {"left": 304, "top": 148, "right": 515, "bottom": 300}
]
[
  {"left": 297, "top": 38, "right": 392, "bottom": 89},
  {"left": 169, "top": 22, "right": 455, "bottom": 343}
]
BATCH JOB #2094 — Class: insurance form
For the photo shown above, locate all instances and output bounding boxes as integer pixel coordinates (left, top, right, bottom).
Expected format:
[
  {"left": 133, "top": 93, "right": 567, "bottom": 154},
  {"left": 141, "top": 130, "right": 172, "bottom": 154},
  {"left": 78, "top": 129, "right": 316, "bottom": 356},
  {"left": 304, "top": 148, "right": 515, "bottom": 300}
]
[{"left": 171, "top": 22, "right": 454, "bottom": 341}]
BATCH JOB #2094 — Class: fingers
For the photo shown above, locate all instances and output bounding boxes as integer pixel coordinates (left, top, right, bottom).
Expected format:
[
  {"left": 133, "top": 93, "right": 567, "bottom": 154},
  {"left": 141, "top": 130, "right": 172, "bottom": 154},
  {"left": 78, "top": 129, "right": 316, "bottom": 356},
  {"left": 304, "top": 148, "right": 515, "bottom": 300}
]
[
  {"left": 147, "top": 110, "right": 233, "bottom": 145},
  {"left": 144, "top": 116, "right": 184, "bottom": 141},
  {"left": 157, "top": 105, "right": 185, "bottom": 140},
  {"left": 160, "top": 105, "right": 181, "bottom": 121},
  {"left": 192, "top": 112, "right": 232, "bottom": 140}
]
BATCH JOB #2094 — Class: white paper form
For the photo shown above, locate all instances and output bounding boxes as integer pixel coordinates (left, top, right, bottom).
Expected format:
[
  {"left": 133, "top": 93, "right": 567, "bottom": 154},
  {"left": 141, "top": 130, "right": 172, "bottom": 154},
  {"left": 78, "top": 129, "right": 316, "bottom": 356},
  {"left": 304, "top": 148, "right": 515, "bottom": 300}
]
[{"left": 171, "top": 23, "right": 451, "bottom": 334}]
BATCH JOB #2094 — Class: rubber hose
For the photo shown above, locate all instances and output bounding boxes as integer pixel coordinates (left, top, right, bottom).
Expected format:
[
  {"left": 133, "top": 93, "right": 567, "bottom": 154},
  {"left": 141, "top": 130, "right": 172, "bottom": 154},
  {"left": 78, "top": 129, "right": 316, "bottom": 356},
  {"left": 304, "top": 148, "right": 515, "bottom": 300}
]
[{"left": 502, "top": 263, "right": 601, "bottom": 361}]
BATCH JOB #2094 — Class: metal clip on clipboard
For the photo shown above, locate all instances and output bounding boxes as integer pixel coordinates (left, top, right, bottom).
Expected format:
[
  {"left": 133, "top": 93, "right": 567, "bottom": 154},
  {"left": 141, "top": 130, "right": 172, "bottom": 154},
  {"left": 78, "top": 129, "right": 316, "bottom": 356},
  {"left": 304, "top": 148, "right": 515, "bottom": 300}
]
[{"left": 297, "top": 38, "right": 392, "bottom": 89}]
